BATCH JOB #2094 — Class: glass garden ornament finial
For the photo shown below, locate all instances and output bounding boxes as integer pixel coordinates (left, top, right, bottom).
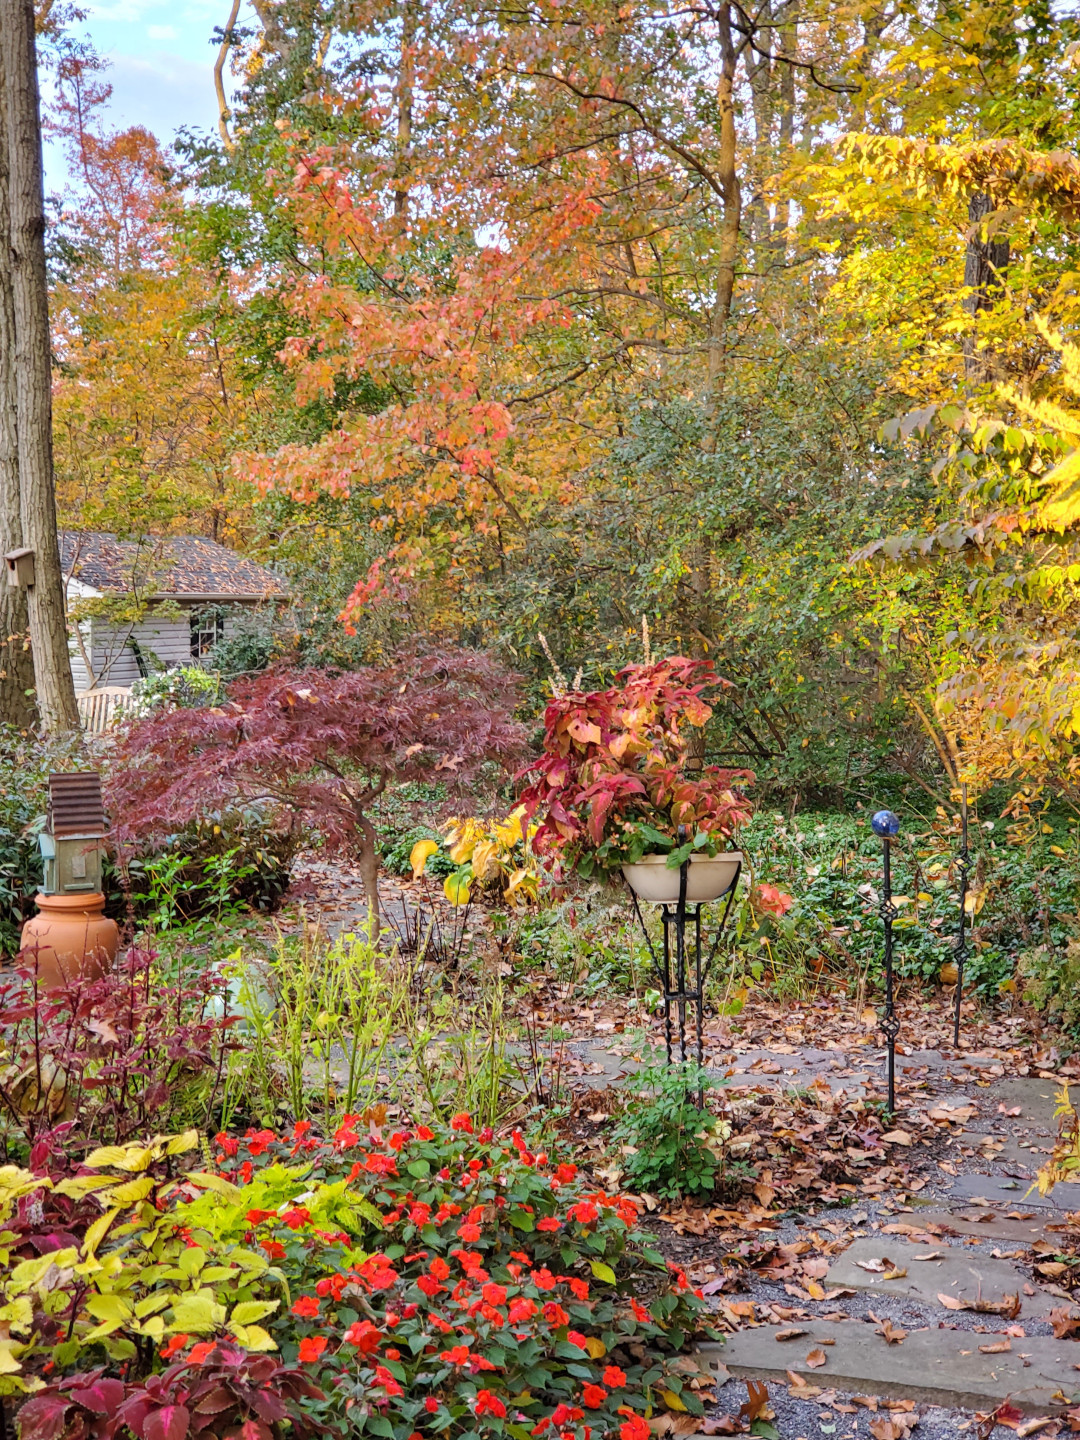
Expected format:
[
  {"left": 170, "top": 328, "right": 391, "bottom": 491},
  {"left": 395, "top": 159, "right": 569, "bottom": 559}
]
[{"left": 872, "top": 810, "right": 901, "bottom": 837}]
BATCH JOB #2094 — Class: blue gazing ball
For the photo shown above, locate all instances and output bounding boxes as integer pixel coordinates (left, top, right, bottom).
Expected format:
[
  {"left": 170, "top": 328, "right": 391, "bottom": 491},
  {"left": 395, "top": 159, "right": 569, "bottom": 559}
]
[{"left": 871, "top": 809, "right": 901, "bottom": 837}]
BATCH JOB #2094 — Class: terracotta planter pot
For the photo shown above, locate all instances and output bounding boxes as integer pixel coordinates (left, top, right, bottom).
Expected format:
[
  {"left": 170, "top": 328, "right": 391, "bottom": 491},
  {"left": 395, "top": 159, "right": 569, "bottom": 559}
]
[
  {"left": 19, "top": 893, "right": 119, "bottom": 990},
  {"left": 621, "top": 851, "right": 742, "bottom": 905}
]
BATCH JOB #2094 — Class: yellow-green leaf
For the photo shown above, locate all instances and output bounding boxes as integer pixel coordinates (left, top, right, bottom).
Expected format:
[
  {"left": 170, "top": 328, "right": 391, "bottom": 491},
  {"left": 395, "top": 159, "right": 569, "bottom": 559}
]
[
  {"left": 590, "top": 1261, "right": 617, "bottom": 1285},
  {"left": 228, "top": 1323, "right": 277, "bottom": 1352},
  {"left": 81, "top": 1207, "right": 121, "bottom": 1260},
  {"left": 443, "top": 872, "right": 472, "bottom": 907},
  {"left": 658, "top": 1390, "right": 687, "bottom": 1413},
  {"left": 230, "top": 1300, "right": 279, "bottom": 1326},
  {"left": 184, "top": 1172, "right": 242, "bottom": 1201}
]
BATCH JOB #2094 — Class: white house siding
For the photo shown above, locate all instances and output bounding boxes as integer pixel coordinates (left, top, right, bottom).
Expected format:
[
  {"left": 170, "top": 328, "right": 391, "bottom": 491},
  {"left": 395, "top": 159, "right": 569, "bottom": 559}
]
[
  {"left": 90, "top": 616, "right": 193, "bottom": 687},
  {"left": 69, "top": 619, "right": 92, "bottom": 692}
]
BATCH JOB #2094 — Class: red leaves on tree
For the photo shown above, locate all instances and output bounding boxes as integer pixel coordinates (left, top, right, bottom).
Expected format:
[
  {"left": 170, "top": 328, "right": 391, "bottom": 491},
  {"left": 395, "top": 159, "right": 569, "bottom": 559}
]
[{"left": 107, "top": 647, "right": 526, "bottom": 919}]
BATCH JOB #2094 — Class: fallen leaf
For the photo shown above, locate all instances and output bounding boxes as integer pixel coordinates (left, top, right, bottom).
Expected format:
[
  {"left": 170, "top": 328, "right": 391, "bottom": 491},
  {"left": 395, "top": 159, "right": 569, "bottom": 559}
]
[
  {"left": 869, "top": 1313, "right": 904, "bottom": 1342},
  {"left": 805, "top": 1280, "right": 826, "bottom": 1300},
  {"left": 805, "top": 1348, "right": 828, "bottom": 1369},
  {"left": 882, "top": 1130, "right": 913, "bottom": 1145},
  {"left": 978, "top": 1339, "right": 1011, "bottom": 1354},
  {"left": 785, "top": 1370, "right": 821, "bottom": 1398},
  {"left": 882, "top": 1265, "right": 908, "bottom": 1281},
  {"left": 913, "top": 1252, "right": 944, "bottom": 1261},
  {"left": 1016, "top": 1421, "right": 1058, "bottom": 1438},
  {"left": 698, "top": 1420, "right": 740, "bottom": 1437},
  {"left": 773, "top": 1328, "right": 809, "bottom": 1342},
  {"left": 938, "top": 1290, "right": 1021, "bottom": 1318},
  {"left": 738, "top": 1381, "right": 771, "bottom": 1424},
  {"left": 1050, "top": 1307, "right": 1080, "bottom": 1339}
]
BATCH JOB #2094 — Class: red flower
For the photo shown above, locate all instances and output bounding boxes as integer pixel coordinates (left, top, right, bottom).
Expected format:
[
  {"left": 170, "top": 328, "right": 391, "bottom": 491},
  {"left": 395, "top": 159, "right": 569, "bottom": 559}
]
[
  {"left": 604, "top": 1366, "right": 627, "bottom": 1388},
  {"left": 425, "top": 1398, "right": 439, "bottom": 1414},
  {"left": 386, "top": 1348, "right": 401, "bottom": 1360},
  {"left": 555, "top": 1163, "right": 577, "bottom": 1183},
  {"left": 291, "top": 1296, "right": 320, "bottom": 1318},
  {"left": 416, "top": 1125, "right": 434, "bottom": 1140},
  {"left": 755, "top": 882, "right": 794, "bottom": 916},
  {"left": 582, "top": 1385, "right": 607, "bottom": 1409},
  {"left": 458, "top": 1222, "right": 482, "bottom": 1242},
  {"left": 293, "top": 1120, "right": 312, "bottom": 1137},
  {"left": 245, "top": 1208, "right": 277, "bottom": 1224},
  {"left": 531, "top": 1268, "right": 557, "bottom": 1291},
  {"left": 245, "top": 1128, "right": 276, "bottom": 1157},
  {"left": 188, "top": 1342, "right": 215, "bottom": 1365},
  {"left": 508, "top": 1297, "right": 536, "bottom": 1323},
  {"left": 542, "top": 1302, "right": 569, "bottom": 1327},
  {"left": 450, "top": 1113, "right": 474, "bottom": 1133},
  {"left": 440, "top": 1345, "right": 472, "bottom": 1366},
  {"left": 475, "top": 1391, "right": 506, "bottom": 1419},
  {"left": 481, "top": 1283, "right": 507, "bottom": 1306},
  {"left": 160, "top": 1334, "right": 188, "bottom": 1359},
  {"left": 214, "top": 1132, "right": 239, "bottom": 1158},
  {"left": 374, "top": 1365, "right": 403, "bottom": 1397},
  {"left": 479, "top": 1126, "right": 494, "bottom": 1143},
  {"left": 552, "top": 1405, "right": 583, "bottom": 1426},
  {"left": 279, "top": 1206, "right": 310, "bottom": 1231},
  {"left": 567, "top": 1201, "right": 599, "bottom": 1226},
  {"left": 537, "top": 1217, "right": 560, "bottom": 1232},
  {"left": 566, "top": 1332, "right": 588, "bottom": 1350},
  {"left": 619, "top": 1416, "right": 649, "bottom": 1440},
  {"left": 298, "top": 1336, "right": 327, "bottom": 1363},
  {"left": 430, "top": 1256, "right": 451, "bottom": 1280},
  {"left": 261, "top": 1240, "right": 286, "bottom": 1260},
  {"left": 630, "top": 1299, "right": 651, "bottom": 1323},
  {"left": 568, "top": 1279, "right": 589, "bottom": 1301},
  {"left": 389, "top": 1131, "right": 408, "bottom": 1151},
  {"left": 343, "top": 1321, "right": 382, "bottom": 1353}
]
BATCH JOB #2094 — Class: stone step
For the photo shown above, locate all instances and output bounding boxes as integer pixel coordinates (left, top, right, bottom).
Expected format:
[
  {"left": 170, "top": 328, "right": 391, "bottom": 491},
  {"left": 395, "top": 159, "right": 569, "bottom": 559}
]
[
  {"left": 906, "top": 1209, "right": 1059, "bottom": 1244},
  {"left": 826, "top": 1236, "right": 1057, "bottom": 1318},
  {"left": 696, "top": 1322, "right": 1080, "bottom": 1415}
]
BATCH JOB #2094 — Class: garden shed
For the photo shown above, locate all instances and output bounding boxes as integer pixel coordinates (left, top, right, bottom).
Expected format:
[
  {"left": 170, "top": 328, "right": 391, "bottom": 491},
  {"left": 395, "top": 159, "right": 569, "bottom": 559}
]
[{"left": 61, "top": 531, "right": 287, "bottom": 691}]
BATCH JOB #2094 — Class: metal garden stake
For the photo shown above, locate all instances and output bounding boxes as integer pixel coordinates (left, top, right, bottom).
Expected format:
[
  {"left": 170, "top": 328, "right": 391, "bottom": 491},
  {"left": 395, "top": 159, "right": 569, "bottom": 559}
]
[
  {"left": 871, "top": 809, "right": 901, "bottom": 1117},
  {"left": 952, "top": 784, "right": 970, "bottom": 1046}
]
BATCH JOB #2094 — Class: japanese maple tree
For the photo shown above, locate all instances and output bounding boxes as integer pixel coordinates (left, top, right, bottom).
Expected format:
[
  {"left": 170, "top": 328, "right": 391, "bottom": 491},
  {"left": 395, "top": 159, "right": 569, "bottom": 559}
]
[
  {"left": 108, "top": 647, "right": 526, "bottom": 928},
  {"left": 518, "top": 658, "right": 752, "bottom": 880}
]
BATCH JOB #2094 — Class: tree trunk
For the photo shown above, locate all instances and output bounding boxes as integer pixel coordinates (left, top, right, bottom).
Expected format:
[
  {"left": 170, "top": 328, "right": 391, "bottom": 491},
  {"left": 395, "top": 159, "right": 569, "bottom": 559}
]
[
  {"left": 355, "top": 811, "right": 382, "bottom": 939},
  {"left": 963, "top": 192, "right": 1009, "bottom": 383},
  {"left": 709, "top": 3, "right": 742, "bottom": 396},
  {"left": 2, "top": 0, "right": 79, "bottom": 734},
  {"left": 0, "top": 29, "right": 36, "bottom": 730},
  {"left": 393, "top": 0, "right": 418, "bottom": 220}
]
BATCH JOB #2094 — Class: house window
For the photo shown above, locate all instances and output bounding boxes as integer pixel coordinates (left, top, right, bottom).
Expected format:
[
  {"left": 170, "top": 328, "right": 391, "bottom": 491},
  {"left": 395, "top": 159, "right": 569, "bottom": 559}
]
[{"left": 190, "top": 612, "right": 224, "bottom": 661}]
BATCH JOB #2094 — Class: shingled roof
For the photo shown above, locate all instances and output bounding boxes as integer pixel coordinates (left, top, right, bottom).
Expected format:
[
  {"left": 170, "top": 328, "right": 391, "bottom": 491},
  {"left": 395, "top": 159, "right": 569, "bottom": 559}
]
[{"left": 60, "top": 532, "right": 288, "bottom": 601}]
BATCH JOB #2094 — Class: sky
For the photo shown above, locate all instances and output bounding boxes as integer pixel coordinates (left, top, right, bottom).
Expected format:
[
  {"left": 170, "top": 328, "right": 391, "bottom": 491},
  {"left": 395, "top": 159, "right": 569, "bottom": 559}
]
[{"left": 44, "top": 0, "right": 247, "bottom": 186}]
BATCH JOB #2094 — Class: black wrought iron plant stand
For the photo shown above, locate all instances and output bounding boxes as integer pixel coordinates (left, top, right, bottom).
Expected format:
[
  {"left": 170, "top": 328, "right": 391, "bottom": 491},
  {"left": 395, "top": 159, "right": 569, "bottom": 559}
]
[{"left": 627, "top": 853, "right": 742, "bottom": 1078}]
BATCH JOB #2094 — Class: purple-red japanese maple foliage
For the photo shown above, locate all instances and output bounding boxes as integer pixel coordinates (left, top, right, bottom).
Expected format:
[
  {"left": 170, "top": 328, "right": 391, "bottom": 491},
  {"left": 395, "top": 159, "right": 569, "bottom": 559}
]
[{"left": 107, "top": 648, "right": 526, "bottom": 925}]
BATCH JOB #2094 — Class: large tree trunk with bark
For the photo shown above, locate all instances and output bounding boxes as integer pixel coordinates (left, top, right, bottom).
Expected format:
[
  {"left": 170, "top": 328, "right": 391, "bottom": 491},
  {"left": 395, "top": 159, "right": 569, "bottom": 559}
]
[
  {"left": 2, "top": 0, "right": 79, "bottom": 734},
  {"left": 0, "top": 30, "right": 36, "bottom": 730}
]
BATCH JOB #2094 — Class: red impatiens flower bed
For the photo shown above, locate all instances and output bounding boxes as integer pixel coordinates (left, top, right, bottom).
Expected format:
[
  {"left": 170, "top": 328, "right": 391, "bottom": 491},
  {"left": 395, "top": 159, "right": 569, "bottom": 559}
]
[
  {"left": 15, "top": 1113, "right": 715, "bottom": 1440},
  {"left": 210, "top": 1112, "right": 715, "bottom": 1440}
]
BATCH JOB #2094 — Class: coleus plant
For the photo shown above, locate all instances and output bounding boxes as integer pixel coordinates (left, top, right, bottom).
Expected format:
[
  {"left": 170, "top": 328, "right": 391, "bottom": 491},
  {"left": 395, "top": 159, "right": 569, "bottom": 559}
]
[{"left": 517, "top": 658, "right": 753, "bottom": 880}]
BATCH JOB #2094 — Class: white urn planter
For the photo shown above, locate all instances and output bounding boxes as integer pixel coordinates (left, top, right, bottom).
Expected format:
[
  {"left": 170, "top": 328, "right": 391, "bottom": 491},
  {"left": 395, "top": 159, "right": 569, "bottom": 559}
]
[{"left": 621, "top": 851, "right": 742, "bottom": 905}]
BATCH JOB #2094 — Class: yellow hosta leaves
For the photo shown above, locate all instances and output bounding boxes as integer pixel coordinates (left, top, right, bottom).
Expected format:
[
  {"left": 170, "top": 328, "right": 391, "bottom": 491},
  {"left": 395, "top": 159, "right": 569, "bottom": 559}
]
[
  {"left": 444, "top": 872, "right": 472, "bottom": 906},
  {"left": 470, "top": 838, "right": 499, "bottom": 881},
  {"left": 410, "top": 838, "right": 440, "bottom": 877},
  {"left": 658, "top": 1390, "right": 688, "bottom": 1413}
]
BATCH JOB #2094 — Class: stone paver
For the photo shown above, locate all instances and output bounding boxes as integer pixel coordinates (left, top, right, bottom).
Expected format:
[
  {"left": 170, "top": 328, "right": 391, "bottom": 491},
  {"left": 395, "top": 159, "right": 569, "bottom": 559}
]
[
  {"left": 696, "top": 1324, "right": 1080, "bottom": 1415},
  {"left": 909, "top": 1209, "right": 1057, "bottom": 1244},
  {"left": 826, "top": 1236, "right": 1057, "bottom": 1319}
]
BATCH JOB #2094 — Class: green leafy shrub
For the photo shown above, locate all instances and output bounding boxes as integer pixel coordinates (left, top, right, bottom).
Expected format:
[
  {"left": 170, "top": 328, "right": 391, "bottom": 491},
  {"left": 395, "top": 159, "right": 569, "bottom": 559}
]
[
  {"left": 126, "top": 665, "right": 222, "bottom": 716},
  {"left": 1019, "top": 941, "right": 1080, "bottom": 1037},
  {"left": 610, "top": 1060, "right": 728, "bottom": 1200}
]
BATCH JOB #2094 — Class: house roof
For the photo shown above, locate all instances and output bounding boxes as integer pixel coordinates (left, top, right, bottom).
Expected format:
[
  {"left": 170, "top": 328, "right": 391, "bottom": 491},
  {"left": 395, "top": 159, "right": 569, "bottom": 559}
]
[{"left": 60, "top": 532, "right": 288, "bottom": 602}]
